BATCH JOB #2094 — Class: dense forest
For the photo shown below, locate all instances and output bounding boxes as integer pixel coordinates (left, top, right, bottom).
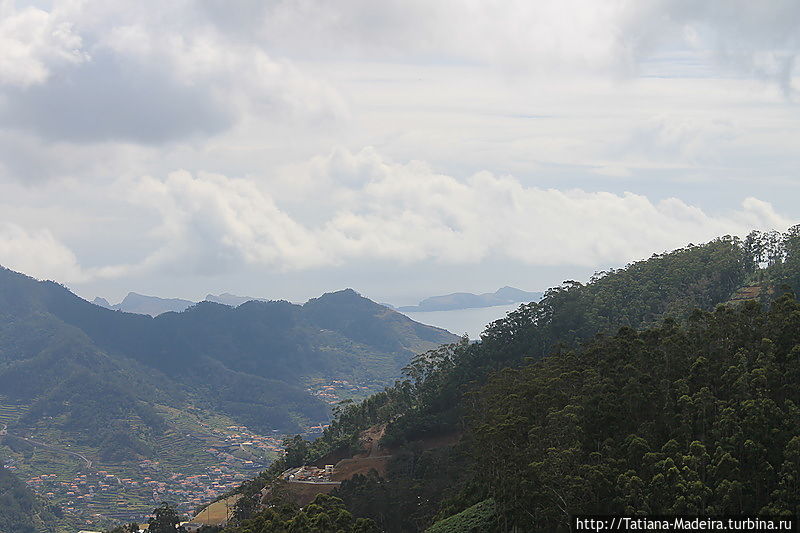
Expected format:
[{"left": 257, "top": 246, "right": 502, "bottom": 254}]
[
  {"left": 468, "top": 296, "right": 800, "bottom": 529},
  {"left": 0, "top": 468, "right": 65, "bottom": 533},
  {"left": 221, "top": 228, "right": 800, "bottom": 532}
]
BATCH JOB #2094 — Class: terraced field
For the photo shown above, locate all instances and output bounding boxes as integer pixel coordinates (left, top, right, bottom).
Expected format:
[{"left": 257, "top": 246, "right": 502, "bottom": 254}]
[
  {"left": 0, "top": 396, "right": 28, "bottom": 424},
  {"left": 728, "top": 285, "right": 763, "bottom": 303}
]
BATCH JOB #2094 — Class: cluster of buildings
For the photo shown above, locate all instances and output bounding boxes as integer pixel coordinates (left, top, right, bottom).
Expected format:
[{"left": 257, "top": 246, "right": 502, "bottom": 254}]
[
  {"left": 10, "top": 409, "right": 350, "bottom": 527},
  {"left": 139, "top": 460, "right": 250, "bottom": 513},
  {"left": 20, "top": 459, "right": 253, "bottom": 524},
  {"left": 306, "top": 379, "right": 373, "bottom": 405},
  {"left": 24, "top": 471, "right": 132, "bottom": 526},
  {"left": 16, "top": 424, "right": 288, "bottom": 525},
  {"left": 212, "top": 425, "right": 286, "bottom": 455}
]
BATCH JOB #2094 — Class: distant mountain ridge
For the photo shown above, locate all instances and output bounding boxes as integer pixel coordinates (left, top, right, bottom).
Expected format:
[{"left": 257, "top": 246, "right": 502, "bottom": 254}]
[
  {"left": 93, "top": 291, "right": 195, "bottom": 316},
  {"left": 92, "top": 291, "right": 270, "bottom": 316},
  {"left": 94, "top": 287, "right": 544, "bottom": 317},
  {"left": 0, "top": 269, "right": 457, "bottom": 434},
  {"left": 397, "top": 286, "right": 542, "bottom": 312}
]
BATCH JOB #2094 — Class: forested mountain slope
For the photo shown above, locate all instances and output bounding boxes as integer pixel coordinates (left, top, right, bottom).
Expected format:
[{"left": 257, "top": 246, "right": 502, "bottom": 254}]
[
  {"left": 468, "top": 296, "right": 800, "bottom": 530},
  {"left": 0, "top": 468, "right": 66, "bottom": 533},
  {"left": 382, "top": 234, "right": 752, "bottom": 445},
  {"left": 224, "top": 228, "right": 800, "bottom": 532}
]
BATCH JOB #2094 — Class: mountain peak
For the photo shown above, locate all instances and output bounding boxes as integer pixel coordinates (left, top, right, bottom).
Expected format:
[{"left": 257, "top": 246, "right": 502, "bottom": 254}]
[
  {"left": 309, "top": 288, "right": 364, "bottom": 303},
  {"left": 92, "top": 296, "right": 112, "bottom": 308},
  {"left": 114, "top": 292, "right": 194, "bottom": 316}
]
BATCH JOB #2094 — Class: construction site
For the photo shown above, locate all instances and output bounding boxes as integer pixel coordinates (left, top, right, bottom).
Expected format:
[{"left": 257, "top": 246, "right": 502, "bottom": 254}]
[{"left": 281, "top": 464, "right": 338, "bottom": 483}]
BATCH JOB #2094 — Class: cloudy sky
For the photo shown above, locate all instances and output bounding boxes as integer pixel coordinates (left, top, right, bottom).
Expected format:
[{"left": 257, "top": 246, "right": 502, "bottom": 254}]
[{"left": 0, "top": 0, "right": 798, "bottom": 306}]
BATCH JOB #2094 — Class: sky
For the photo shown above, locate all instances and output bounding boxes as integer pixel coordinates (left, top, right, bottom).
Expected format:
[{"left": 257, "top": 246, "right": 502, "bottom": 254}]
[{"left": 0, "top": 0, "right": 799, "bottom": 306}]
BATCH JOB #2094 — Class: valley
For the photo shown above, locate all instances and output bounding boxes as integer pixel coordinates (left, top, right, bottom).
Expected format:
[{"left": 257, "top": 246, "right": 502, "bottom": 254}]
[
  {"left": 0, "top": 269, "right": 457, "bottom": 530},
  {"left": 0, "top": 379, "right": 386, "bottom": 528}
]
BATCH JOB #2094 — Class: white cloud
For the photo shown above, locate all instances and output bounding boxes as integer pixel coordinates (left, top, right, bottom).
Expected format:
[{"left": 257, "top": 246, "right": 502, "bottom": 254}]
[
  {"left": 0, "top": 1, "right": 88, "bottom": 87},
  {"left": 0, "top": 1, "right": 347, "bottom": 145},
  {"left": 0, "top": 147, "right": 795, "bottom": 287},
  {"left": 620, "top": 114, "right": 739, "bottom": 165},
  {"left": 0, "top": 219, "right": 136, "bottom": 284},
  {"left": 99, "top": 20, "right": 347, "bottom": 122},
  {"left": 130, "top": 170, "right": 330, "bottom": 274},
  {"left": 654, "top": 0, "right": 800, "bottom": 93},
  {"left": 0, "top": 222, "right": 85, "bottom": 281},
  {"left": 0, "top": 1, "right": 798, "bottom": 298},
  {"left": 313, "top": 150, "right": 793, "bottom": 267},
  {"left": 257, "top": 0, "right": 639, "bottom": 75},
  {"left": 256, "top": 0, "right": 800, "bottom": 84},
  {"left": 115, "top": 150, "right": 795, "bottom": 276},
  {"left": 0, "top": 1, "right": 797, "bottom": 186},
  {"left": 3, "top": 0, "right": 791, "bottom": 148}
]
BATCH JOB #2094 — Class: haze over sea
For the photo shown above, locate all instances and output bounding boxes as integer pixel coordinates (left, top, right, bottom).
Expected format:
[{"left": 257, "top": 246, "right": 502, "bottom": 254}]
[{"left": 401, "top": 303, "right": 521, "bottom": 341}]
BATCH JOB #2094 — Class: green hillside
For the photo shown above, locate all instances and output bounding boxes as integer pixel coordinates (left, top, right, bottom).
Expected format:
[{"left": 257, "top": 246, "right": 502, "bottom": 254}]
[
  {"left": 223, "top": 227, "right": 800, "bottom": 532},
  {"left": 464, "top": 296, "right": 800, "bottom": 529}
]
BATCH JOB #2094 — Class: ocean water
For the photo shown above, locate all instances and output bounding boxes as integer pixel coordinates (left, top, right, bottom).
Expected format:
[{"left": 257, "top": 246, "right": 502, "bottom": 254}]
[{"left": 401, "top": 302, "right": 524, "bottom": 341}]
